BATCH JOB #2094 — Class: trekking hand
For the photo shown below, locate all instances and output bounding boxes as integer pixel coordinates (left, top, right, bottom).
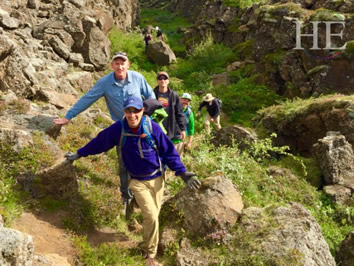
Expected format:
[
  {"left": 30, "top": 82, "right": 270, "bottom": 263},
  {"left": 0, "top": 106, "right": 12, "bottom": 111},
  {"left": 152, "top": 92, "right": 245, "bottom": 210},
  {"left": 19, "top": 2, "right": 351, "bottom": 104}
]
[
  {"left": 185, "top": 142, "right": 191, "bottom": 150},
  {"left": 54, "top": 118, "right": 70, "bottom": 125},
  {"left": 180, "top": 172, "right": 201, "bottom": 190},
  {"left": 64, "top": 152, "right": 81, "bottom": 162}
]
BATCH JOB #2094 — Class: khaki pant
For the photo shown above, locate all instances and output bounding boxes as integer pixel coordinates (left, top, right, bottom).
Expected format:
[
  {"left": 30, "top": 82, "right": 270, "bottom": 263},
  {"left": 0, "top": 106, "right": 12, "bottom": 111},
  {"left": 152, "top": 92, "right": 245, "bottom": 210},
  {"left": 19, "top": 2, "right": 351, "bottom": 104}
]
[
  {"left": 129, "top": 175, "right": 165, "bottom": 258},
  {"left": 204, "top": 113, "right": 221, "bottom": 134},
  {"left": 174, "top": 142, "right": 184, "bottom": 157}
]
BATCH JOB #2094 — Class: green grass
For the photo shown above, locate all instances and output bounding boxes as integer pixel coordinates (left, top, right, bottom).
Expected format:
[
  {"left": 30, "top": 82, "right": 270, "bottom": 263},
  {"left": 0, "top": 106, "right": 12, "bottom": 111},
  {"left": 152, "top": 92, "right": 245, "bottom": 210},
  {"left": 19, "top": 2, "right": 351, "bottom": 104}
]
[
  {"left": 73, "top": 236, "right": 145, "bottom": 266},
  {"left": 224, "top": 0, "right": 264, "bottom": 8},
  {"left": 254, "top": 94, "right": 354, "bottom": 129},
  {"left": 213, "top": 76, "right": 284, "bottom": 126},
  {"left": 181, "top": 135, "right": 353, "bottom": 258}
]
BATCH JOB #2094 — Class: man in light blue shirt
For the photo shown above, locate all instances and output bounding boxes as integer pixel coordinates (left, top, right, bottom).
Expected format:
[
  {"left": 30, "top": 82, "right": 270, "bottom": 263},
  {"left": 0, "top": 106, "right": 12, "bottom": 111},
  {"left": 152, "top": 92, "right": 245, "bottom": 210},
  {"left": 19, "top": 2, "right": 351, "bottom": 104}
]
[
  {"left": 54, "top": 51, "right": 155, "bottom": 123},
  {"left": 54, "top": 51, "right": 155, "bottom": 209}
]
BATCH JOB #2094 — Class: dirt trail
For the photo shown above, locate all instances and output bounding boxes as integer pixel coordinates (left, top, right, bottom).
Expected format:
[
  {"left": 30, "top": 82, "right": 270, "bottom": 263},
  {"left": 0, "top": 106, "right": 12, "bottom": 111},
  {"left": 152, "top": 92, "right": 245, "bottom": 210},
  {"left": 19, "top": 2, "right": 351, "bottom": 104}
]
[
  {"left": 13, "top": 211, "right": 138, "bottom": 265},
  {"left": 13, "top": 212, "right": 76, "bottom": 265}
]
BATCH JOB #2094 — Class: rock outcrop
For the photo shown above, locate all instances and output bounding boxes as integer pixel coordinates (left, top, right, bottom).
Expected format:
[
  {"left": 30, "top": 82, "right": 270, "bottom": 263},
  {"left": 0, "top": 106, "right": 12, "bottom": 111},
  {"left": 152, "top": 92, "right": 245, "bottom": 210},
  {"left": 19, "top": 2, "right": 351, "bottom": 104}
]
[
  {"left": 313, "top": 132, "right": 354, "bottom": 205},
  {"left": 239, "top": 202, "right": 336, "bottom": 265},
  {"left": 337, "top": 231, "right": 354, "bottom": 266},
  {"left": 253, "top": 95, "right": 354, "bottom": 154},
  {"left": 173, "top": 0, "right": 354, "bottom": 98}
]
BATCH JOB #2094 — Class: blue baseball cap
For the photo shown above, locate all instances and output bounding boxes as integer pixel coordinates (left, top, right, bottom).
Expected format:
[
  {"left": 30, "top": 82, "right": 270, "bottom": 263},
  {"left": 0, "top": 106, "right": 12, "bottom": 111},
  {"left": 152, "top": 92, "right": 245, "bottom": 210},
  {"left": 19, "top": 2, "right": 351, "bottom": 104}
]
[{"left": 123, "top": 96, "right": 143, "bottom": 110}]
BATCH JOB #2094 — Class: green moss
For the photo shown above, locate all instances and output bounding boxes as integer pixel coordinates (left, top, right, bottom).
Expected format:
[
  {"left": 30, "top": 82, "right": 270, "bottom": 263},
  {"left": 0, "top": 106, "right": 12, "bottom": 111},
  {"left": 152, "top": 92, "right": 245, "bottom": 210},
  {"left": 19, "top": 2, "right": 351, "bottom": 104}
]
[
  {"left": 307, "top": 9, "right": 345, "bottom": 22},
  {"left": 254, "top": 94, "right": 354, "bottom": 129},
  {"left": 307, "top": 65, "right": 328, "bottom": 76},
  {"left": 226, "top": 17, "right": 241, "bottom": 33},
  {"left": 224, "top": 0, "right": 263, "bottom": 9},
  {"left": 263, "top": 50, "right": 286, "bottom": 65},
  {"left": 260, "top": 3, "right": 306, "bottom": 19},
  {"left": 345, "top": 40, "right": 354, "bottom": 55},
  {"left": 232, "top": 39, "right": 254, "bottom": 60}
]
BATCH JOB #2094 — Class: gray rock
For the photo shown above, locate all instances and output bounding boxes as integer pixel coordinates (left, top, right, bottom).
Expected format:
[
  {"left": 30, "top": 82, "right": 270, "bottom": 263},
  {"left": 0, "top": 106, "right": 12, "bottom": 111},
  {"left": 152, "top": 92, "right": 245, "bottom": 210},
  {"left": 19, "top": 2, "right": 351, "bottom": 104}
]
[
  {"left": 35, "top": 159, "right": 78, "bottom": 198},
  {"left": 67, "top": 70, "right": 93, "bottom": 93},
  {"left": 240, "top": 202, "right": 336, "bottom": 265},
  {"left": 313, "top": 132, "right": 354, "bottom": 187},
  {"left": 211, "top": 72, "right": 230, "bottom": 86},
  {"left": 337, "top": 231, "right": 354, "bottom": 266},
  {"left": 146, "top": 41, "right": 177, "bottom": 66},
  {"left": 0, "top": 227, "right": 34, "bottom": 266},
  {"left": 0, "top": 8, "right": 20, "bottom": 29},
  {"left": 81, "top": 16, "right": 111, "bottom": 70},
  {"left": 174, "top": 173, "right": 243, "bottom": 237},
  {"left": 323, "top": 185, "right": 352, "bottom": 205},
  {"left": 34, "top": 88, "right": 77, "bottom": 109},
  {"left": 49, "top": 36, "right": 71, "bottom": 60}
]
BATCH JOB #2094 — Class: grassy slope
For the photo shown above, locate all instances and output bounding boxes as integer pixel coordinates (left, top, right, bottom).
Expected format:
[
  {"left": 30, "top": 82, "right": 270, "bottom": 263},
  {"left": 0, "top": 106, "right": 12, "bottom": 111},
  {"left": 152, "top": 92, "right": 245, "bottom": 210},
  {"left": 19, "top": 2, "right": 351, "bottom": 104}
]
[{"left": 1, "top": 5, "right": 353, "bottom": 265}]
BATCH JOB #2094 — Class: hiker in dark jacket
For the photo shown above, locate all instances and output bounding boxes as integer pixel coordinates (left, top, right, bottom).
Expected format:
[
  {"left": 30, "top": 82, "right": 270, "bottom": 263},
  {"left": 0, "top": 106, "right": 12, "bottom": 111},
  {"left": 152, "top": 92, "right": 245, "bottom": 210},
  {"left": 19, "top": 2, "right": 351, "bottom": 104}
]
[
  {"left": 197, "top": 93, "right": 221, "bottom": 134},
  {"left": 64, "top": 96, "right": 201, "bottom": 265},
  {"left": 154, "top": 71, "right": 186, "bottom": 155}
]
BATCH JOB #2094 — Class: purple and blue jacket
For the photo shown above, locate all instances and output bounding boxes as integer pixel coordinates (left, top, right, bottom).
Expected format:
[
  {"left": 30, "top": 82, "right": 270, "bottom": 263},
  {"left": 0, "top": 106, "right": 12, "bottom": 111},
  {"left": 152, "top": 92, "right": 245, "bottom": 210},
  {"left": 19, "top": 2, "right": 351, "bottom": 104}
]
[{"left": 77, "top": 119, "right": 186, "bottom": 180}]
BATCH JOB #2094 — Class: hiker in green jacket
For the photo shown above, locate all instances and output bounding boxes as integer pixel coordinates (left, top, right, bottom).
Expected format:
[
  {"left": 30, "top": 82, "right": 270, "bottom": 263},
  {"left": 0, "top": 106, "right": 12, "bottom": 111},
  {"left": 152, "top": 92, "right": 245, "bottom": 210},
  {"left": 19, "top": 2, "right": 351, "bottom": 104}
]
[{"left": 180, "top": 93, "right": 195, "bottom": 151}]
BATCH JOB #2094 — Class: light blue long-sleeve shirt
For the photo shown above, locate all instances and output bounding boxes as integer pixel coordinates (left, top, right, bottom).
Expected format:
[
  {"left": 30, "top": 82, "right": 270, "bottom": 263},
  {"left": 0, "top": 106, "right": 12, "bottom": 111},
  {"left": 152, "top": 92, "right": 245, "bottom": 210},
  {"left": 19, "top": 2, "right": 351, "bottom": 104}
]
[{"left": 65, "top": 70, "right": 155, "bottom": 121}]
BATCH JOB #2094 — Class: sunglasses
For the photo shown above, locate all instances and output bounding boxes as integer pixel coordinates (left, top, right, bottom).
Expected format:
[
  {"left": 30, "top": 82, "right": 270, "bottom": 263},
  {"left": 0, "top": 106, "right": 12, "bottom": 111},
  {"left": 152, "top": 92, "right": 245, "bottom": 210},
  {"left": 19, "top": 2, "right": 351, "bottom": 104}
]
[
  {"left": 124, "top": 108, "right": 142, "bottom": 114},
  {"left": 157, "top": 76, "right": 168, "bottom": 80}
]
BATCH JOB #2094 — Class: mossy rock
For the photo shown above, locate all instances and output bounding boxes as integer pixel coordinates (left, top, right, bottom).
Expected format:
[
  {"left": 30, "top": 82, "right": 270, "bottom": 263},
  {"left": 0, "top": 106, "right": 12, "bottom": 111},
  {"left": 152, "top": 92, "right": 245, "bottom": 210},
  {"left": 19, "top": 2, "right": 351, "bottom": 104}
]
[
  {"left": 232, "top": 39, "right": 254, "bottom": 60},
  {"left": 344, "top": 40, "right": 354, "bottom": 56},
  {"left": 306, "top": 8, "right": 346, "bottom": 22},
  {"left": 259, "top": 3, "right": 307, "bottom": 21},
  {"left": 306, "top": 65, "right": 328, "bottom": 76}
]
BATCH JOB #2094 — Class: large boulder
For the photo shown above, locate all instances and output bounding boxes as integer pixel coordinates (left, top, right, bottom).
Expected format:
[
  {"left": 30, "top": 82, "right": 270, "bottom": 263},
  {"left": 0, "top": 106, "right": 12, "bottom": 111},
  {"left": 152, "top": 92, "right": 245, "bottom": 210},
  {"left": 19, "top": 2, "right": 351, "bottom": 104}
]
[
  {"left": 312, "top": 132, "right": 354, "bottom": 186},
  {"left": 239, "top": 202, "right": 336, "bottom": 265},
  {"left": 34, "top": 160, "right": 78, "bottom": 198},
  {"left": 337, "top": 231, "right": 354, "bottom": 266},
  {"left": 173, "top": 173, "right": 243, "bottom": 237},
  {"left": 313, "top": 132, "right": 354, "bottom": 205},
  {"left": 0, "top": 227, "right": 34, "bottom": 266},
  {"left": 146, "top": 41, "right": 177, "bottom": 65}
]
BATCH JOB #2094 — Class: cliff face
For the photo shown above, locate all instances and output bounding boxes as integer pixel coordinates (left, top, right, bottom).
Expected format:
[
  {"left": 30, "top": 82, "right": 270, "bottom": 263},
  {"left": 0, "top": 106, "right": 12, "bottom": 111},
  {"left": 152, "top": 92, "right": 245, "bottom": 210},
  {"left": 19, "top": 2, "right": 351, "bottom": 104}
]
[
  {"left": 0, "top": 0, "right": 139, "bottom": 101},
  {"left": 171, "top": 0, "right": 354, "bottom": 98}
]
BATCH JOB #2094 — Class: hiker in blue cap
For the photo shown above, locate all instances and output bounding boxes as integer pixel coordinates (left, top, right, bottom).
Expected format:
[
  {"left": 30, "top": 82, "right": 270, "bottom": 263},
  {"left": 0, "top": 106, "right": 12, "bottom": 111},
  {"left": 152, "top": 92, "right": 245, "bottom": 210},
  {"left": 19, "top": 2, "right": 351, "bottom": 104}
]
[
  {"left": 65, "top": 96, "right": 201, "bottom": 264},
  {"left": 54, "top": 52, "right": 156, "bottom": 215}
]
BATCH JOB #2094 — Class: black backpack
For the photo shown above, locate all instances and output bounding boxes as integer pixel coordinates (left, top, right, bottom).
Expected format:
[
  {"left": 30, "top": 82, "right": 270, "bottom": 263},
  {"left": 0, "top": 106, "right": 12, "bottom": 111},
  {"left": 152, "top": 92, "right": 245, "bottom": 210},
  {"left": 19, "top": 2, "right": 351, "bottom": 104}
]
[{"left": 216, "top": 98, "right": 222, "bottom": 108}]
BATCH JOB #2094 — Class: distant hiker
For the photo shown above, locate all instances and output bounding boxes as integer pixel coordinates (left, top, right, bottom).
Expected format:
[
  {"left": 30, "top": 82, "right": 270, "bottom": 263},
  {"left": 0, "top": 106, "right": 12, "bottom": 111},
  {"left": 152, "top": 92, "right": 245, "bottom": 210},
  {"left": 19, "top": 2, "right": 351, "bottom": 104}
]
[
  {"left": 53, "top": 51, "right": 155, "bottom": 217},
  {"left": 197, "top": 93, "right": 221, "bottom": 134},
  {"left": 154, "top": 71, "right": 186, "bottom": 155},
  {"left": 180, "top": 92, "right": 194, "bottom": 151},
  {"left": 64, "top": 96, "right": 201, "bottom": 265},
  {"left": 155, "top": 26, "right": 164, "bottom": 41},
  {"left": 144, "top": 33, "right": 153, "bottom": 52}
]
